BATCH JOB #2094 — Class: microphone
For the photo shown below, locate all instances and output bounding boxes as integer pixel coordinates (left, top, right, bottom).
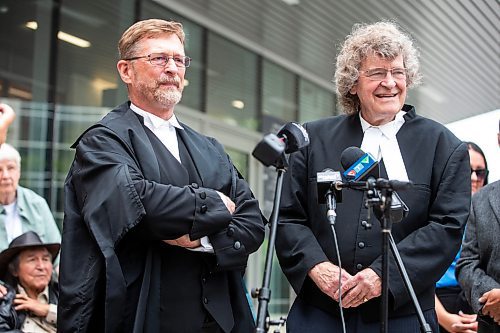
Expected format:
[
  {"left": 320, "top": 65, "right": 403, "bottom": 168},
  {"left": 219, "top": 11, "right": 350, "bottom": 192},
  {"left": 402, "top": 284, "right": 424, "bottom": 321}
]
[
  {"left": 340, "top": 146, "right": 410, "bottom": 223},
  {"left": 376, "top": 190, "right": 409, "bottom": 223},
  {"left": 316, "top": 169, "right": 343, "bottom": 204},
  {"left": 276, "top": 122, "right": 310, "bottom": 154},
  {"left": 340, "top": 146, "right": 379, "bottom": 181},
  {"left": 340, "top": 147, "right": 412, "bottom": 191},
  {"left": 252, "top": 122, "right": 309, "bottom": 167},
  {"left": 316, "top": 168, "right": 343, "bottom": 225}
]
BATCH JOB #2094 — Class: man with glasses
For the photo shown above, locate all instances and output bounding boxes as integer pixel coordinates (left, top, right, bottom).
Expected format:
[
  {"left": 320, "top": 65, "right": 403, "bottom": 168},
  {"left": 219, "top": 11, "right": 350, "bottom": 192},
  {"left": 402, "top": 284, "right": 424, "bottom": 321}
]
[
  {"left": 276, "top": 21, "right": 470, "bottom": 332},
  {"left": 58, "top": 19, "right": 265, "bottom": 333},
  {"left": 457, "top": 121, "right": 500, "bottom": 332}
]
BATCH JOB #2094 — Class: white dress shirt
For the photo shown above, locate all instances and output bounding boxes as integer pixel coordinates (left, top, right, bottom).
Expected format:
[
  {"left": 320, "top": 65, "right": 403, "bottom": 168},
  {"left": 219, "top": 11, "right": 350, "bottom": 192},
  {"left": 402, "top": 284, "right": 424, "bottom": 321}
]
[
  {"left": 18, "top": 284, "right": 57, "bottom": 333},
  {"left": 130, "top": 104, "right": 213, "bottom": 253},
  {"left": 360, "top": 111, "right": 410, "bottom": 181},
  {"left": 3, "top": 201, "right": 22, "bottom": 243}
]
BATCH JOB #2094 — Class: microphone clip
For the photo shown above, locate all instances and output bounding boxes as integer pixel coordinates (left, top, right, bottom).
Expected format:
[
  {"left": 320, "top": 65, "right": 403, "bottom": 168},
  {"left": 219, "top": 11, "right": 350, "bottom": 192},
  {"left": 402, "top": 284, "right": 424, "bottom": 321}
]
[{"left": 316, "top": 169, "right": 343, "bottom": 204}]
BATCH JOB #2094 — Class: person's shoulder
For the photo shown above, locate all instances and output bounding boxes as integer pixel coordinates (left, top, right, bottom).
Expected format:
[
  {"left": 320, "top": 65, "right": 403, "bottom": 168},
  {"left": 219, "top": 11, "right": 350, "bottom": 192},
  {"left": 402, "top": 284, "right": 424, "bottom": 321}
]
[
  {"left": 99, "top": 102, "right": 133, "bottom": 126},
  {"left": 73, "top": 102, "right": 138, "bottom": 148},
  {"left": 406, "top": 112, "right": 463, "bottom": 151},
  {"left": 16, "top": 186, "right": 46, "bottom": 202},
  {"left": 181, "top": 122, "right": 219, "bottom": 145},
  {"left": 405, "top": 106, "right": 455, "bottom": 136},
  {"left": 474, "top": 180, "right": 500, "bottom": 200},
  {"left": 304, "top": 114, "right": 349, "bottom": 132}
]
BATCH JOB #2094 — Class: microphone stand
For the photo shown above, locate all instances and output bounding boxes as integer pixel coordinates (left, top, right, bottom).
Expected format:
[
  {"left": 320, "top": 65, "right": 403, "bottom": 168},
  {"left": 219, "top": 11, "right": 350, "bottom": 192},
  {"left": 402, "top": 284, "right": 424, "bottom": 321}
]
[
  {"left": 252, "top": 155, "right": 287, "bottom": 333},
  {"left": 373, "top": 187, "right": 432, "bottom": 333}
]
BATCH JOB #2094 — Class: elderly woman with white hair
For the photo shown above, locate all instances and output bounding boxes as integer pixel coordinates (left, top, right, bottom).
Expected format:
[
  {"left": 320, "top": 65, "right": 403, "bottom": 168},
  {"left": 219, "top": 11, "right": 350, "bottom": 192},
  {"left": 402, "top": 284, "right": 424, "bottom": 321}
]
[{"left": 0, "top": 143, "right": 60, "bottom": 253}]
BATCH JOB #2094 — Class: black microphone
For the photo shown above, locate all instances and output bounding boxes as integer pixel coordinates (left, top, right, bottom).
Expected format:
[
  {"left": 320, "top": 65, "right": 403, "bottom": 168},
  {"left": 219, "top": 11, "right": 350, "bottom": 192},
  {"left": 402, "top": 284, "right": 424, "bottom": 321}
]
[
  {"left": 340, "top": 146, "right": 379, "bottom": 182},
  {"left": 276, "top": 122, "right": 310, "bottom": 154},
  {"left": 340, "top": 147, "right": 412, "bottom": 191},
  {"left": 340, "top": 146, "right": 410, "bottom": 223},
  {"left": 316, "top": 168, "right": 343, "bottom": 204},
  {"left": 252, "top": 122, "right": 309, "bottom": 167},
  {"left": 316, "top": 168, "right": 343, "bottom": 225}
]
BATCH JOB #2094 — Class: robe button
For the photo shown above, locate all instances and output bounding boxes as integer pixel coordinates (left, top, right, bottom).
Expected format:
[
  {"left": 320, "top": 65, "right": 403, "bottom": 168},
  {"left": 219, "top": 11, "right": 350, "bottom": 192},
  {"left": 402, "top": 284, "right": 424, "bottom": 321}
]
[
  {"left": 233, "top": 241, "right": 241, "bottom": 250},
  {"left": 356, "top": 263, "right": 363, "bottom": 270},
  {"left": 200, "top": 204, "right": 208, "bottom": 214},
  {"left": 203, "top": 297, "right": 209, "bottom": 304},
  {"left": 358, "top": 242, "right": 365, "bottom": 248},
  {"left": 227, "top": 227, "right": 235, "bottom": 237},
  {"left": 191, "top": 182, "right": 199, "bottom": 189},
  {"left": 199, "top": 191, "right": 207, "bottom": 199}
]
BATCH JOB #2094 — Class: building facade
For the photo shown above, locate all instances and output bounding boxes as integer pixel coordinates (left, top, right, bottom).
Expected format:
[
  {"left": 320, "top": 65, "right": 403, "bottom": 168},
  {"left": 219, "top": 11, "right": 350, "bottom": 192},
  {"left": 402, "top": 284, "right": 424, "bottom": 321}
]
[{"left": 1, "top": 0, "right": 498, "bottom": 320}]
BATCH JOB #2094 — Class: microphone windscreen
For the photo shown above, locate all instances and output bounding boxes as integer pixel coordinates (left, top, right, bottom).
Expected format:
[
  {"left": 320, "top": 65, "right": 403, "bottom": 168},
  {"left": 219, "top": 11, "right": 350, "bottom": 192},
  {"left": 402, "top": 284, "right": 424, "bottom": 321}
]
[
  {"left": 340, "top": 146, "right": 365, "bottom": 171},
  {"left": 277, "top": 122, "right": 310, "bottom": 154}
]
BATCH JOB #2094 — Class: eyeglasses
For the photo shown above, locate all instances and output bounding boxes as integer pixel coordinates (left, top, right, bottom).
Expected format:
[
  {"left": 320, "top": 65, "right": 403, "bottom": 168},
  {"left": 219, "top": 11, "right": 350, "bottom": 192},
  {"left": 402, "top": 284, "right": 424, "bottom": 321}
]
[
  {"left": 360, "top": 67, "right": 407, "bottom": 81},
  {"left": 124, "top": 53, "right": 191, "bottom": 68},
  {"left": 471, "top": 168, "right": 488, "bottom": 180}
]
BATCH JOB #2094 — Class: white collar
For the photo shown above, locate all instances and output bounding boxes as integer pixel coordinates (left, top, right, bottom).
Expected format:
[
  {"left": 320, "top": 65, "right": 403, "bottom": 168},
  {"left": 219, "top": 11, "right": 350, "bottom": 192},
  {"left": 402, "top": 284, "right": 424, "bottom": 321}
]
[
  {"left": 130, "top": 103, "right": 184, "bottom": 131},
  {"left": 359, "top": 110, "right": 406, "bottom": 138}
]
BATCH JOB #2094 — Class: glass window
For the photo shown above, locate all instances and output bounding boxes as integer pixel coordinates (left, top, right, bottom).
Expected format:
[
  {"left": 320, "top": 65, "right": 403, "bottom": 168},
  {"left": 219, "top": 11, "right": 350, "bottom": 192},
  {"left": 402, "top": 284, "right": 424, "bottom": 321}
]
[
  {"left": 225, "top": 147, "right": 249, "bottom": 180},
  {"left": 299, "top": 78, "right": 336, "bottom": 123},
  {"left": 57, "top": 0, "right": 134, "bottom": 108},
  {"left": 0, "top": 0, "right": 48, "bottom": 102},
  {"left": 262, "top": 60, "right": 297, "bottom": 124},
  {"left": 206, "top": 33, "right": 259, "bottom": 130}
]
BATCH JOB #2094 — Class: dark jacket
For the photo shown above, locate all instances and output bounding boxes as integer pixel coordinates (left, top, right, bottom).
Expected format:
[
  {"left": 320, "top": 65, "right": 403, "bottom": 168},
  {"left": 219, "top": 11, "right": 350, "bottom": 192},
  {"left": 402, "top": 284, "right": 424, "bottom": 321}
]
[
  {"left": 0, "top": 281, "right": 58, "bottom": 332},
  {"left": 457, "top": 180, "right": 500, "bottom": 331},
  {"left": 58, "top": 102, "right": 265, "bottom": 332},
  {"left": 276, "top": 105, "right": 471, "bottom": 322}
]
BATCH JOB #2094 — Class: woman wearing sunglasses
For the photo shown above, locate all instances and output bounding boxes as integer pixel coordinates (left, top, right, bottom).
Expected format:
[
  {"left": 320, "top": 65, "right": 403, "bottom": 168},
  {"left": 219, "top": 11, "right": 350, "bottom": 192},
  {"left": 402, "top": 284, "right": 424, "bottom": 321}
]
[{"left": 435, "top": 142, "right": 488, "bottom": 333}]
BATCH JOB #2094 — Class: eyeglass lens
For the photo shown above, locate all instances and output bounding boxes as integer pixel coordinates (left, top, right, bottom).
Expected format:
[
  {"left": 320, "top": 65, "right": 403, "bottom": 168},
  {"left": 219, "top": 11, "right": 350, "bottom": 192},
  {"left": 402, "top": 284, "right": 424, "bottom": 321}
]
[
  {"left": 149, "top": 54, "right": 190, "bottom": 67},
  {"left": 471, "top": 168, "right": 487, "bottom": 179},
  {"left": 363, "top": 68, "right": 406, "bottom": 81}
]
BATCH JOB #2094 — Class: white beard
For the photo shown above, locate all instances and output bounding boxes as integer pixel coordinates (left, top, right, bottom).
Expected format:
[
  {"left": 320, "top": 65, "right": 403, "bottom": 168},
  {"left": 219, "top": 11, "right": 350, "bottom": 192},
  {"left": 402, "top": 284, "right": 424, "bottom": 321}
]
[{"left": 154, "top": 88, "right": 182, "bottom": 106}]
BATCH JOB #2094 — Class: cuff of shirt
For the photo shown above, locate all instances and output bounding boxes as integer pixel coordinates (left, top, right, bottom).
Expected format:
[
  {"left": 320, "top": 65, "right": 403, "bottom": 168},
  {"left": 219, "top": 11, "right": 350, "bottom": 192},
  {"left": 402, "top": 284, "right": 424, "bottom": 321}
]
[
  {"left": 45, "top": 303, "right": 57, "bottom": 324},
  {"left": 186, "top": 236, "right": 214, "bottom": 253}
]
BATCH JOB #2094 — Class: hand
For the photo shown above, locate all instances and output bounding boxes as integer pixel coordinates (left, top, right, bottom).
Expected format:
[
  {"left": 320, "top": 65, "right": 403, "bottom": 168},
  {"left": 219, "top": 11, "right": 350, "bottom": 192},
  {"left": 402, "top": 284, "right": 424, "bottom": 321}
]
[
  {"left": 0, "top": 284, "right": 7, "bottom": 298},
  {"left": 163, "top": 234, "right": 201, "bottom": 248},
  {"left": 14, "top": 294, "right": 50, "bottom": 317},
  {"left": 0, "top": 103, "right": 16, "bottom": 144},
  {"left": 216, "top": 191, "right": 235, "bottom": 214},
  {"left": 479, "top": 288, "right": 500, "bottom": 324},
  {"left": 448, "top": 311, "right": 478, "bottom": 333},
  {"left": 308, "top": 261, "right": 353, "bottom": 301},
  {"left": 436, "top": 296, "right": 477, "bottom": 333},
  {"left": 334, "top": 268, "right": 381, "bottom": 308}
]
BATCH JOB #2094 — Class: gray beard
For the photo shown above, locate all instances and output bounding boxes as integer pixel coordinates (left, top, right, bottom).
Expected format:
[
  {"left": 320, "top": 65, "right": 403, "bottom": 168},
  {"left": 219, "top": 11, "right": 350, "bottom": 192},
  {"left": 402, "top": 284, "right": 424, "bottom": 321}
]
[{"left": 154, "top": 88, "right": 182, "bottom": 106}]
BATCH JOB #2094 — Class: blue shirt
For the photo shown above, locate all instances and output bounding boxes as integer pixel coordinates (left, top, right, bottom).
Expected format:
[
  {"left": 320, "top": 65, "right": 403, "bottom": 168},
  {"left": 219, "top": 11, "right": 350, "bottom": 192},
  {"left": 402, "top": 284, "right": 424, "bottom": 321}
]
[{"left": 436, "top": 249, "right": 461, "bottom": 288}]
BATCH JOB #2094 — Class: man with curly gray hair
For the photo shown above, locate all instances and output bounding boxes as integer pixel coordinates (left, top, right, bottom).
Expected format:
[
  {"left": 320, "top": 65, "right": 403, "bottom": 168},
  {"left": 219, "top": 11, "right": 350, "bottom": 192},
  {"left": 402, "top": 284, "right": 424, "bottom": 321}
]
[{"left": 276, "top": 21, "right": 470, "bottom": 332}]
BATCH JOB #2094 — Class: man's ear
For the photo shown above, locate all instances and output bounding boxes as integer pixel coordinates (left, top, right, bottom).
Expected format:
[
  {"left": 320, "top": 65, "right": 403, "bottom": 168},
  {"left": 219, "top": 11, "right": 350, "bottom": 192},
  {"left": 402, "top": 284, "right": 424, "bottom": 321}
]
[
  {"left": 117, "top": 60, "right": 133, "bottom": 84},
  {"left": 349, "top": 83, "right": 357, "bottom": 95}
]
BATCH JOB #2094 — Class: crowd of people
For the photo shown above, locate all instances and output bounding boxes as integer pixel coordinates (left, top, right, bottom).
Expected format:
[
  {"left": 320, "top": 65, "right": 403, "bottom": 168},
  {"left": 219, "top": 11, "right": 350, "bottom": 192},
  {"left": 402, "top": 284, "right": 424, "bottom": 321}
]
[{"left": 0, "top": 18, "right": 498, "bottom": 333}]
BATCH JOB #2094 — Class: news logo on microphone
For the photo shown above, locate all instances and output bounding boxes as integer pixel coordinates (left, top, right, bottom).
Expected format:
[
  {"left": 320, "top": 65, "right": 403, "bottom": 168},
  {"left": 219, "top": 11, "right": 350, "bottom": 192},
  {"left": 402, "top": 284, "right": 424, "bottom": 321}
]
[{"left": 342, "top": 152, "right": 377, "bottom": 181}]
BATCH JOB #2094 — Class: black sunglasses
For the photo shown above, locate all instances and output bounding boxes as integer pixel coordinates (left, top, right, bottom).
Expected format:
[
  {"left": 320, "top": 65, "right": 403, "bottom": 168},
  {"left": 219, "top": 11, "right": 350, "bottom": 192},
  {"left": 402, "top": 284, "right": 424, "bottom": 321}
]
[{"left": 471, "top": 168, "right": 488, "bottom": 180}]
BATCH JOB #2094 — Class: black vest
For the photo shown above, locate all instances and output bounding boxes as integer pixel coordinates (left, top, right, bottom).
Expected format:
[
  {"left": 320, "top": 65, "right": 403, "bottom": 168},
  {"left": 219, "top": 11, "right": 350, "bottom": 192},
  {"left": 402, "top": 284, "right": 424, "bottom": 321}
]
[{"left": 143, "top": 126, "right": 217, "bottom": 332}]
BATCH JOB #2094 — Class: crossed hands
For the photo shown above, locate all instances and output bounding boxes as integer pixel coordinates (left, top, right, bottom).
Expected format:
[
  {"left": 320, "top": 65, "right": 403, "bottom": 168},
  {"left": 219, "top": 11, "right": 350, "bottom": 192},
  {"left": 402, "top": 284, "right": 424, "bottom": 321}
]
[
  {"left": 163, "top": 190, "right": 235, "bottom": 249},
  {"left": 14, "top": 293, "right": 50, "bottom": 317},
  {"left": 479, "top": 288, "right": 500, "bottom": 324},
  {"left": 308, "top": 261, "right": 381, "bottom": 308},
  {"left": 444, "top": 311, "right": 477, "bottom": 333}
]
